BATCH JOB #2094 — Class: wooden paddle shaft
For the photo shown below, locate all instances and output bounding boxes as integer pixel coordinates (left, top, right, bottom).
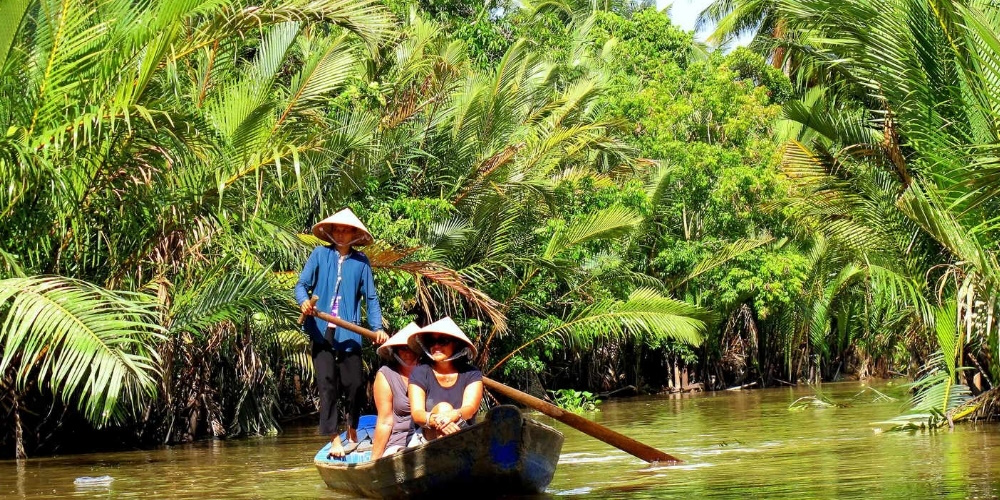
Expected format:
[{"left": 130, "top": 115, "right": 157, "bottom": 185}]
[
  {"left": 299, "top": 295, "right": 382, "bottom": 343},
  {"left": 306, "top": 314, "right": 682, "bottom": 464},
  {"left": 313, "top": 311, "right": 384, "bottom": 343},
  {"left": 481, "top": 377, "right": 681, "bottom": 464}
]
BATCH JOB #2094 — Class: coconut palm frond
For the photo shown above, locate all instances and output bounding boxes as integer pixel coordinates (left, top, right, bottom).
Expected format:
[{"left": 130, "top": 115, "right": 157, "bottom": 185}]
[
  {"left": 392, "top": 260, "right": 507, "bottom": 333},
  {"left": 0, "top": 0, "right": 30, "bottom": 71},
  {"left": 168, "top": 265, "right": 287, "bottom": 337},
  {"left": 672, "top": 236, "right": 775, "bottom": 290},
  {"left": 644, "top": 163, "right": 674, "bottom": 210},
  {"left": 806, "top": 262, "right": 863, "bottom": 356},
  {"left": 274, "top": 329, "right": 313, "bottom": 381},
  {"left": 865, "top": 262, "right": 933, "bottom": 326},
  {"left": 703, "top": 0, "right": 777, "bottom": 47},
  {"left": 0, "top": 276, "right": 162, "bottom": 425},
  {"left": 25, "top": 0, "right": 109, "bottom": 137},
  {"left": 543, "top": 205, "right": 642, "bottom": 259},
  {"left": 277, "top": 33, "right": 357, "bottom": 127},
  {"left": 882, "top": 303, "right": 974, "bottom": 430},
  {"left": 488, "top": 288, "right": 712, "bottom": 374},
  {"left": 0, "top": 246, "right": 25, "bottom": 279},
  {"left": 215, "top": 216, "right": 309, "bottom": 274},
  {"left": 897, "top": 182, "right": 997, "bottom": 285},
  {"left": 175, "top": 0, "right": 394, "bottom": 61}
]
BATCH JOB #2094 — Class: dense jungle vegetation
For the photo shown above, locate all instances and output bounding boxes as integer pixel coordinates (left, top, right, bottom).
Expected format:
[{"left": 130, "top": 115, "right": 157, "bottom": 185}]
[{"left": 1, "top": 0, "right": 998, "bottom": 458}]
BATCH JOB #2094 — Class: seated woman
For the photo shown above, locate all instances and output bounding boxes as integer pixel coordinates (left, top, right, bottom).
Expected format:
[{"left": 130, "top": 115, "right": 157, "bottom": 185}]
[
  {"left": 407, "top": 317, "right": 483, "bottom": 441},
  {"left": 370, "top": 322, "right": 421, "bottom": 459}
]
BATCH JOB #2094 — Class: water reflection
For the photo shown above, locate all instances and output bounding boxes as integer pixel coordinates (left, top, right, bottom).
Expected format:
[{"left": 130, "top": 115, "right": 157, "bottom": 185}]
[{"left": 1, "top": 382, "right": 999, "bottom": 499}]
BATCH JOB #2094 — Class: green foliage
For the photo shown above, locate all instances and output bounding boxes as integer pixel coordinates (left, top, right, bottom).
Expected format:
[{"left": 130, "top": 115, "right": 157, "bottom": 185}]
[
  {"left": 549, "top": 388, "right": 601, "bottom": 412},
  {"left": 730, "top": 0, "right": 1000, "bottom": 414},
  {"left": 0, "top": 277, "right": 162, "bottom": 425},
  {"left": 0, "top": 0, "right": 816, "bottom": 457},
  {"left": 591, "top": 9, "right": 692, "bottom": 79},
  {"left": 725, "top": 47, "right": 793, "bottom": 104}
]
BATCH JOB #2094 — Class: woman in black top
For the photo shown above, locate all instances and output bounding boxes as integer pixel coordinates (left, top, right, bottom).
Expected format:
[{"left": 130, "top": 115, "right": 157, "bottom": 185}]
[{"left": 407, "top": 317, "right": 483, "bottom": 440}]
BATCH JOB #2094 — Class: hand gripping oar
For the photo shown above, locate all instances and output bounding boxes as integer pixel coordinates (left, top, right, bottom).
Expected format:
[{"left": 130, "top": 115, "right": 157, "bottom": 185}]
[
  {"left": 304, "top": 312, "right": 682, "bottom": 464},
  {"left": 299, "top": 295, "right": 385, "bottom": 343}
]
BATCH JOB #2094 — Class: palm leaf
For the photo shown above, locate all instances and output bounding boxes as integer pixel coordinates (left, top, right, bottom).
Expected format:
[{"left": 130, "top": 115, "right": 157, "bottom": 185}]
[
  {"left": 167, "top": 265, "right": 284, "bottom": 337},
  {"left": 488, "top": 288, "right": 712, "bottom": 374},
  {"left": 274, "top": 329, "right": 313, "bottom": 382},
  {"left": 0, "top": 276, "right": 161, "bottom": 425},
  {"left": 543, "top": 205, "right": 642, "bottom": 259},
  {"left": 0, "top": 0, "right": 30, "bottom": 71}
]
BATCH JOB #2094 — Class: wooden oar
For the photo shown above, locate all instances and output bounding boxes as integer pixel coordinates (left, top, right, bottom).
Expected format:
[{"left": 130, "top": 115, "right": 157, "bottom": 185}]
[
  {"left": 299, "top": 295, "right": 385, "bottom": 343},
  {"left": 303, "top": 310, "right": 682, "bottom": 464},
  {"left": 481, "top": 377, "right": 681, "bottom": 464}
]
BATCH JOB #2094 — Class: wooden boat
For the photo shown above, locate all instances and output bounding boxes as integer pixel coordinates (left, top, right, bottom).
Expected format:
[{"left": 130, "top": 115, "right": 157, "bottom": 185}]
[{"left": 314, "top": 405, "right": 564, "bottom": 498}]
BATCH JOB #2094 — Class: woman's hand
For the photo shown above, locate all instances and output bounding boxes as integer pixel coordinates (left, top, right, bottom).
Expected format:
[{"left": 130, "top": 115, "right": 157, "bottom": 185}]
[{"left": 431, "top": 409, "right": 463, "bottom": 435}]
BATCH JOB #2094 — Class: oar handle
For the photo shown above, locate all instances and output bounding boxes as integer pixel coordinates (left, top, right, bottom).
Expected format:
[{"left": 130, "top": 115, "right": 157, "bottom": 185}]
[
  {"left": 314, "top": 311, "right": 384, "bottom": 343},
  {"left": 300, "top": 295, "right": 384, "bottom": 344},
  {"left": 482, "top": 377, "right": 682, "bottom": 464},
  {"left": 297, "top": 296, "right": 319, "bottom": 325}
]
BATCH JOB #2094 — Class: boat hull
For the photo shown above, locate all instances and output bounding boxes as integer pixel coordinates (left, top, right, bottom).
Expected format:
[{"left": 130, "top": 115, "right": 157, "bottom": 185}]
[{"left": 315, "top": 405, "right": 563, "bottom": 498}]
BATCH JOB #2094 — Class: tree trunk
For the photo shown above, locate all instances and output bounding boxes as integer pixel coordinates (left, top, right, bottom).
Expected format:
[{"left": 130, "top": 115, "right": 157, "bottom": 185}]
[
  {"left": 13, "top": 390, "right": 25, "bottom": 460},
  {"left": 673, "top": 357, "right": 681, "bottom": 390}
]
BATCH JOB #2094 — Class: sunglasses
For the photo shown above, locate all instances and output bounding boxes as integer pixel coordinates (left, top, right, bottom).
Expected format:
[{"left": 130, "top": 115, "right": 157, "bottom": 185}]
[{"left": 424, "top": 335, "right": 453, "bottom": 347}]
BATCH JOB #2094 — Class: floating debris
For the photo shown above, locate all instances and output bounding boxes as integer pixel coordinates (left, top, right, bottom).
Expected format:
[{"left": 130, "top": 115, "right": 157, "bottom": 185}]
[{"left": 74, "top": 476, "right": 113, "bottom": 487}]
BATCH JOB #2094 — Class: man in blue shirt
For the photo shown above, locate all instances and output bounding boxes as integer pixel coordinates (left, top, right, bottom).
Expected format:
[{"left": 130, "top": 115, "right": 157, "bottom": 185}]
[{"left": 296, "top": 208, "right": 388, "bottom": 457}]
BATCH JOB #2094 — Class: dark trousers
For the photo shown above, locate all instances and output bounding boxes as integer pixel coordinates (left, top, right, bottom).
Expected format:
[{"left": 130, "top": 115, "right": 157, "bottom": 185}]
[{"left": 312, "top": 346, "right": 365, "bottom": 436}]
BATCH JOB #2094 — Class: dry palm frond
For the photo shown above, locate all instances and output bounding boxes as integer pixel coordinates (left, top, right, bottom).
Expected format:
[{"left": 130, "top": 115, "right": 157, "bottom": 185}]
[
  {"left": 363, "top": 242, "right": 505, "bottom": 331},
  {"left": 396, "top": 260, "right": 505, "bottom": 332}
]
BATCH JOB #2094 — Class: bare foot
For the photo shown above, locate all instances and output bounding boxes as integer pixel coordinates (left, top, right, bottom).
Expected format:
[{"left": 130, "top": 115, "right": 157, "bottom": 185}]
[{"left": 328, "top": 437, "right": 345, "bottom": 458}]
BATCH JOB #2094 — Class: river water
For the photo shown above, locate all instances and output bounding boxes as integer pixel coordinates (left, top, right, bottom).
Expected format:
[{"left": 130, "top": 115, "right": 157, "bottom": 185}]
[{"left": 2, "top": 381, "right": 999, "bottom": 499}]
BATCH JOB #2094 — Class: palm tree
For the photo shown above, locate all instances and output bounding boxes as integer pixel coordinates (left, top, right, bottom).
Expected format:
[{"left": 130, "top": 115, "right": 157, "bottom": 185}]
[
  {"left": 696, "top": 0, "right": 785, "bottom": 68},
  {"left": 346, "top": 15, "right": 713, "bottom": 380},
  {"left": 0, "top": 0, "right": 395, "bottom": 457},
  {"left": 767, "top": 0, "right": 1000, "bottom": 422}
]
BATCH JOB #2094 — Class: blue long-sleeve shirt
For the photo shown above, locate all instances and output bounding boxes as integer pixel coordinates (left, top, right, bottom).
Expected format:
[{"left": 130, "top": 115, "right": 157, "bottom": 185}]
[{"left": 294, "top": 246, "right": 383, "bottom": 351}]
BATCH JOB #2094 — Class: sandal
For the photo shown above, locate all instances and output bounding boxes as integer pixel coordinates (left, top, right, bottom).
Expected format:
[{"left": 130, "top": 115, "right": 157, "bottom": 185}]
[
  {"left": 356, "top": 439, "right": 373, "bottom": 452},
  {"left": 342, "top": 441, "right": 359, "bottom": 455}
]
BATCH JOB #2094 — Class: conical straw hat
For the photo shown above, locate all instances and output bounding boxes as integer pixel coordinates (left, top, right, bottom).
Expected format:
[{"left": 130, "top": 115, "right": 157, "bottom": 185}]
[
  {"left": 311, "top": 208, "right": 374, "bottom": 246},
  {"left": 408, "top": 317, "right": 477, "bottom": 359},
  {"left": 377, "top": 322, "right": 422, "bottom": 359}
]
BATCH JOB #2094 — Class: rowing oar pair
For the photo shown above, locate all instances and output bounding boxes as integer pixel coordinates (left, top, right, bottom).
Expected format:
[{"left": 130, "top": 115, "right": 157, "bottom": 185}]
[{"left": 299, "top": 303, "right": 681, "bottom": 464}]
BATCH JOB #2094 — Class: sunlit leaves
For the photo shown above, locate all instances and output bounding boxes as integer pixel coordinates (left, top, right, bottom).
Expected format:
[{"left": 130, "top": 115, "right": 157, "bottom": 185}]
[
  {"left": 0, "top": 277, "right": 162, "bottom": 425},
  {"left": 488, "top": 288, "right": 712, "bottom": 373}
]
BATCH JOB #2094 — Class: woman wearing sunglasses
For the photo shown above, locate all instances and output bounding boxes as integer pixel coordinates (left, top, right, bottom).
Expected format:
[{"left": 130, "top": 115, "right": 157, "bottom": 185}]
[{"left": 407, "top": 317, "right": 483, "bottom": 442}]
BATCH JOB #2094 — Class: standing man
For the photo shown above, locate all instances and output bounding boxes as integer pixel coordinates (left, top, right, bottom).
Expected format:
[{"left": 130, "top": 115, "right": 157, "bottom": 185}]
[{"left": 295, "top": 207, "right": 388, "bottom": 458}]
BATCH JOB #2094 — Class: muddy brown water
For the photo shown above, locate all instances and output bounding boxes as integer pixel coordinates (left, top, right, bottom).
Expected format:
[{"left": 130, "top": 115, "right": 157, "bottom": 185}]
[{"left": 3, "top": 381, "right": 999, "bottom": 498}]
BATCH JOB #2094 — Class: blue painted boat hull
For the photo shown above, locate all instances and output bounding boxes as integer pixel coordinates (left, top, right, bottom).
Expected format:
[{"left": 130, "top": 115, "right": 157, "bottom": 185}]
[{"left": 315, "top": 405, "right": 564, "bottom": 498}]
